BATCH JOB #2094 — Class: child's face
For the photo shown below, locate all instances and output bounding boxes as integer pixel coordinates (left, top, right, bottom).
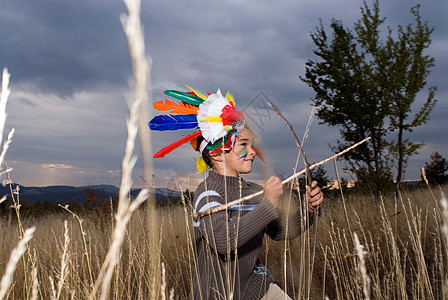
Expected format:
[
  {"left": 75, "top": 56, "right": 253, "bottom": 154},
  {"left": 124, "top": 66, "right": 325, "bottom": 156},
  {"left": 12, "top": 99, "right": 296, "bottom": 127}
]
[{"left": 220, "top": 128, "right": 256, "bottom": 177}]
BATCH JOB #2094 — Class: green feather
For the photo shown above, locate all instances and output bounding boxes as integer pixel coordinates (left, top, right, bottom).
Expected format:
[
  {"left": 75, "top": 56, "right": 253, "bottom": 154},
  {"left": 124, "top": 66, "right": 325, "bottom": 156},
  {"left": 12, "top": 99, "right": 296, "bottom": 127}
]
[
  {"left": 164, "top": 90, "right": 204, "bottom": 106},
  {"left": 206, "top": 130, "right": 236, "bottom": 150}
]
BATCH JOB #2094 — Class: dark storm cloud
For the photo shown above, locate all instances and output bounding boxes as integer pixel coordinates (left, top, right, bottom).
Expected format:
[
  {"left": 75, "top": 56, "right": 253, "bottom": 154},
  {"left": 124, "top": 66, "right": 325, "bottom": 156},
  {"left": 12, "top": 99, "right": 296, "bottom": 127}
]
[
  {"left": 0, "top": 0, "right": 131, "bottom": 96},
  {"left": 0, "top": 0, "right": 446, "bottom": 187}
]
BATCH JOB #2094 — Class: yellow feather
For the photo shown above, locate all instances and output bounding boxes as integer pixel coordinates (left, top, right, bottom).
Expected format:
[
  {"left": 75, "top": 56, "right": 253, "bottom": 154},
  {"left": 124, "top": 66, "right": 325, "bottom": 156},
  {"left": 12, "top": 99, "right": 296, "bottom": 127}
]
[
  {"left": 197, "top": 116, "right": 222, "bottom": 122},
  {"left": 225, "top": 91, "right": 235, "bottom": 106},
  {"left": 185, "top": 85, "right": 208, "bottom": 101},
  {"left": 196, "top": 157, "right": 209, "bottom": 173}
]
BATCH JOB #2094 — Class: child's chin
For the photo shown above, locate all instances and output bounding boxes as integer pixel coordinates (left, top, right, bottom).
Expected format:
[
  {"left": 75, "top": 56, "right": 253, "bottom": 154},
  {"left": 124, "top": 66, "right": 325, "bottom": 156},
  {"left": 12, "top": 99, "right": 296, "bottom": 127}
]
[{"left": 239, "top": 168, "right": 252, "bottom": 174}]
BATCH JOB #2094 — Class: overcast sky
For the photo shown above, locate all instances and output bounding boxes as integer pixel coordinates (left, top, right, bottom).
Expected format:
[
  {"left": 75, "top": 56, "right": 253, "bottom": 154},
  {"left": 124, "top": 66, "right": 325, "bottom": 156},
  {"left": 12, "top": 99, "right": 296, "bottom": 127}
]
[{"left": 1, "top": 0, "right": 447, "bottom": 189}]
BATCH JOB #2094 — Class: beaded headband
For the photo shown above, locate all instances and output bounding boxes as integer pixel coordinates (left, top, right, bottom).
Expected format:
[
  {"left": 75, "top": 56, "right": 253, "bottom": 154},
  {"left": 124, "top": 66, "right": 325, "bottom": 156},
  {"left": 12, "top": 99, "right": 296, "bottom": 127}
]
[{"left": 148, "top": 86, "right": 245, "bottom": 172}]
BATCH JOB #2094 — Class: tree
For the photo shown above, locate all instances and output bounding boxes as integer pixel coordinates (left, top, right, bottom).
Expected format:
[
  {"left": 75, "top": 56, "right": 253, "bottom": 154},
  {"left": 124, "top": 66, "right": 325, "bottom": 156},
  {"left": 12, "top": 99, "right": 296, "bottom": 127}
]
[
  {"left": 424, "top": 152, "right": 448, "bottom": 185},
  {"left": 381, "top": 5, "right": 437, "bottom": 196},
  {"left": 301, "top": 0, "right": 436, "bottom": 198}
]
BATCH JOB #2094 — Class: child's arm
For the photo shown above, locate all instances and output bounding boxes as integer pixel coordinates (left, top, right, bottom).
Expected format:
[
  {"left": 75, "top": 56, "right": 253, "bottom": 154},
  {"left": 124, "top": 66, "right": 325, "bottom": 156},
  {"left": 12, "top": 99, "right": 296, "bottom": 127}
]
[
  {"left": 194, "top": 192, "right": 279, "bottom": 254},
  {"left": 263, "top": 176, "right": 284, "bottom": 208},
  {"left": 265, "top": 182, "right": 323, "bottom": 241}
]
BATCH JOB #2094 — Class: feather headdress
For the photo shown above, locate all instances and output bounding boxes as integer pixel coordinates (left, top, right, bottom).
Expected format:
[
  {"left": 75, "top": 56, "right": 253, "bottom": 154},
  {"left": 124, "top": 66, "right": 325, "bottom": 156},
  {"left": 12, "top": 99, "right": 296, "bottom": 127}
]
[{"left": 148, "top": 86, "right": 245, "bottom": 172}]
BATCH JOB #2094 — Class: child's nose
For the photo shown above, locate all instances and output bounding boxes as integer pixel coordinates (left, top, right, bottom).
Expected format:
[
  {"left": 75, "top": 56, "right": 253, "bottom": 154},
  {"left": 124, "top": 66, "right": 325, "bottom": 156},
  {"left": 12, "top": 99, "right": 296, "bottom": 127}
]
[{"left": 248, "top": 145, "right": 256, "bottom": 156}]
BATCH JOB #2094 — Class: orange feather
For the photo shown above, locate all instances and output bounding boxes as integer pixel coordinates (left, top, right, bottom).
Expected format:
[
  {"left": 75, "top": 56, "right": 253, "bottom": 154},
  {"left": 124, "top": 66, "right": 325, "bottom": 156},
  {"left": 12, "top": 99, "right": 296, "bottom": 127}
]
[{"left": 153, "top": 99, "right": 199, "bottom": 115}]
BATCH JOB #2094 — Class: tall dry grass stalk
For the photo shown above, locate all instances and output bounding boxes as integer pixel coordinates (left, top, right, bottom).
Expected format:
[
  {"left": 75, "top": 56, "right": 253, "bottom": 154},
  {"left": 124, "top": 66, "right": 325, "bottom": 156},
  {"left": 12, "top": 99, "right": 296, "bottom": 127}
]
[
  {"left": 59, "top": 204, "right": 94, "bottom": 288},
  {"left": 55, "top": 221, "right": 70, "bottom": 299},
  {"left": 422, "top": 167, "right": 437, "bottom": 202},
  {"left": 89, "top": 90, "right": 149, "bottom": 298},
  {"left": 0, "top": 68, "right": 11, "bottom": 142},
  {"left": 0, "top": 129, "right": 14, "bottom": 173},
  {"left": 0, "top": 68, "right": 15, "bottom": 204},
  {"left": 353, "top": 232, "right": 370, "bottom": 300},
  {"left": 30, "top": 251, "right": 38, "bottom": 300},
  {"left": 0, "top": 67, "right": 25, "bottom": 300},
  {"left": 88, "top": 0, "right": 156, "bottom": 298},
  {"left": 120, "top": 0, "right": 154, "bottom": 186},
  {"left": 119, "top": 0, "right": 162, "bottom": 297},
  {"left": 439, "top": 194, "right": 448, "bottom": 297},
  {"left": 0, "top": 227, "right": 35, "bottom": 300},
  {"left": 30, "top": 268, "right": 38, "bottom": 300}
]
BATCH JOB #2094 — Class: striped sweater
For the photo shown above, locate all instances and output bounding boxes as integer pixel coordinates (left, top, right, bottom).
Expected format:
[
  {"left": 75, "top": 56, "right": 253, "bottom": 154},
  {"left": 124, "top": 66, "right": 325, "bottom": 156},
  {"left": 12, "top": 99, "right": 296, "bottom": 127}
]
[{"left": 192, "top": 171, "right": 316, "bottom": 300}]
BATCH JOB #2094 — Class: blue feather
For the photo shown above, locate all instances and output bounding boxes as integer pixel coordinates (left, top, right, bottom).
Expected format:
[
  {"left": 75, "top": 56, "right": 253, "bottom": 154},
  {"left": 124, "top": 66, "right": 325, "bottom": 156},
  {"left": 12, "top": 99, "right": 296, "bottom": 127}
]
[{"left": 149, "top": 114, "right": 198, "bottom": 131}]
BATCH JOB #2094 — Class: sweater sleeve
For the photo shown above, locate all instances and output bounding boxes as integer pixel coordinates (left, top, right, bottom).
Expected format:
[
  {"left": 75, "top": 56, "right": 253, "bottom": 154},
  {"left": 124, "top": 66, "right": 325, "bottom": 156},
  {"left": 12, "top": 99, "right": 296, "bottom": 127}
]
[
  {"left": 265, "top": 204, "right": 320, "bottom": 241},
  {"left": 194, "top": 192, "right": 279, "bottom": 254}
]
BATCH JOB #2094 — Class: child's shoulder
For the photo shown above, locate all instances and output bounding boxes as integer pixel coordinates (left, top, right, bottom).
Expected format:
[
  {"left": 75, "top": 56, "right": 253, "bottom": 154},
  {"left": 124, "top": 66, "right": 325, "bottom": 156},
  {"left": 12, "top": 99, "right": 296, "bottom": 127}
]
[{"left": 194, "top": 175, "right": 225, "bottom": 195}]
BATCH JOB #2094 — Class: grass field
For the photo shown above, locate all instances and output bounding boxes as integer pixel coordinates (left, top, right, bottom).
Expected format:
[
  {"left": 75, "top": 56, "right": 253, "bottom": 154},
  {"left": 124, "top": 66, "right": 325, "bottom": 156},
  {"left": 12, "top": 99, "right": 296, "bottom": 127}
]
[{"left": 1, "top": 184, "right": 447, "bottom": 299}]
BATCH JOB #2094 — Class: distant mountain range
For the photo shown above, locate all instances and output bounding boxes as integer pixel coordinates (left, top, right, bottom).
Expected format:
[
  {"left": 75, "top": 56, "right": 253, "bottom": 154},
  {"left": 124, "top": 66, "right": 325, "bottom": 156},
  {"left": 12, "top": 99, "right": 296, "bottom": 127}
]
[{"left": 0, "top": 184, "right": 183, "bottom": 205}]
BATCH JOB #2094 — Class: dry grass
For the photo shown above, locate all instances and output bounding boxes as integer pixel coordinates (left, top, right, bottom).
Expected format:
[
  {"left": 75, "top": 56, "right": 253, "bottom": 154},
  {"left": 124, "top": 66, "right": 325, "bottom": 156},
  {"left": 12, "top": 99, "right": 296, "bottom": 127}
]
[{"left": 0, "top": 185, "right": 447, "bottom": 299}]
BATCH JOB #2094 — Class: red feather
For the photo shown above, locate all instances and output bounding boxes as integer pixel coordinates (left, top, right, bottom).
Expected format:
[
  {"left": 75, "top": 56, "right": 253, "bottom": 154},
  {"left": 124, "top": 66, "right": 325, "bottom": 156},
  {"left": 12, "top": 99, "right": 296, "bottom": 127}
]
[
  {"left": 254, "top": 147, "right": 265, "bottom": 163},
  {"left": 220, "top": 105, "right": 244, "bottom": 125},
  {"left": 153, "top": 131, "right": 202, "bottom": 158}
]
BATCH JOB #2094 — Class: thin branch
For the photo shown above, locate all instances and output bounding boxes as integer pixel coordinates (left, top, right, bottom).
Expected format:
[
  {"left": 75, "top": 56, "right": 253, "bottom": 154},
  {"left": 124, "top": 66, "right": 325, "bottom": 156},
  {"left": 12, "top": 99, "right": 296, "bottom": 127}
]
[{"left": 267, "top": 102, "right": 312, "bottom": 184}]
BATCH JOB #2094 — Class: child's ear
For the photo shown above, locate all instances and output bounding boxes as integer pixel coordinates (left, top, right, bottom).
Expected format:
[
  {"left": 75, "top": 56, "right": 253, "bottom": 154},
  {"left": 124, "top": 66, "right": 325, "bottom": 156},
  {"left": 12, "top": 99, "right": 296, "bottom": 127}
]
[{"left": 210, "top": 152, "right": 224, "bottom": 163}]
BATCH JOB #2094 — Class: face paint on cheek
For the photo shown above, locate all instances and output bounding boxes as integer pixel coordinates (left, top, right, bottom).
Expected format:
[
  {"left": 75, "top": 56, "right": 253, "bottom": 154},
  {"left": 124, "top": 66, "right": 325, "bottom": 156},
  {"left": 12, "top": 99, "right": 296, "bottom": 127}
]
[{"left": 237, "top": 149, "right": 248, "bottom": 159}]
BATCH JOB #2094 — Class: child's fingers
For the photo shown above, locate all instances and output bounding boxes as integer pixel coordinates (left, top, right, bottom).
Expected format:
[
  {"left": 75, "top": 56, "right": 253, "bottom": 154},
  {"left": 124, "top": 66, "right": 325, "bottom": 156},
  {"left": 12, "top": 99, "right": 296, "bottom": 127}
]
[
  {"left": 306, "top": 183, "right": 324, "bottom": 212},
  {"left": 307, "top": 182, "right": 321, "bottom": 197},
  {"left": 264, "top": 176, "right": 283, "bottom": 208},
  {"left": 310, "top": 192, "right": 323, "bottom": 206}
]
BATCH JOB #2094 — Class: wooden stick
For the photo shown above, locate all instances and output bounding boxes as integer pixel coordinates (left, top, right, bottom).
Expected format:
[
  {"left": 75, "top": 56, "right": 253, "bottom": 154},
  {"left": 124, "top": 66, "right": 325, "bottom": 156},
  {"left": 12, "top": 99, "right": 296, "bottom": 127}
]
[{"left": 193, "top": 137, "right": 371, "bottom": 218}]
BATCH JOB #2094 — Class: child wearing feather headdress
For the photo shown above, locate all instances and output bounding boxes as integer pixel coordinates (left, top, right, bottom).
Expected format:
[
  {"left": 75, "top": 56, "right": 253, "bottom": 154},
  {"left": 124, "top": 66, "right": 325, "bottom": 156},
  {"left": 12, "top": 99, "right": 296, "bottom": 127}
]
[{"left": 149, "top": 87, "right": 324, "bottom": 300}]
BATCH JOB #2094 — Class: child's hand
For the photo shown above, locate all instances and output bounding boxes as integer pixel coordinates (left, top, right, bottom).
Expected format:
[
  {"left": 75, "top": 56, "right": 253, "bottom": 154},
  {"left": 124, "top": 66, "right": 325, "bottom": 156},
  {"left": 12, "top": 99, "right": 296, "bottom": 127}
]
[
  {"left": 264, "top": 176, "right": 283, "bottom": 208},
  {"left": 306, "top": 181, "right": 323, "bottom": 212}
]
